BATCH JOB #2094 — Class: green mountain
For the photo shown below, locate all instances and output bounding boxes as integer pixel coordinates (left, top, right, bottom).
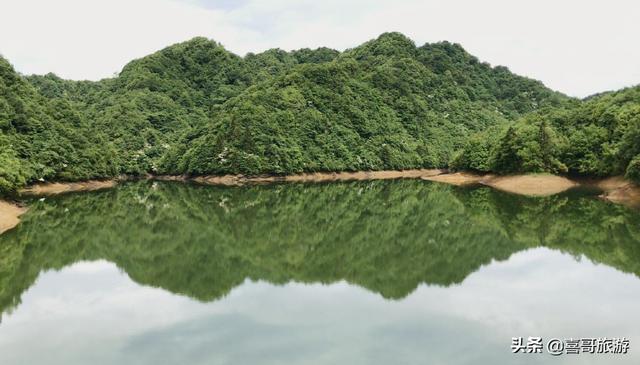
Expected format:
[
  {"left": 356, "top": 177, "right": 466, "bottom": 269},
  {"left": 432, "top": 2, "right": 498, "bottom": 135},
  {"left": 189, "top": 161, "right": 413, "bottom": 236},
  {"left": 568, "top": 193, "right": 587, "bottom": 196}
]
[
  {"left": 161, "top": 34, "right": 569, "bottom": 176},
  {"left": 3, "top": 32, "right": 636, "bottom": 194}
]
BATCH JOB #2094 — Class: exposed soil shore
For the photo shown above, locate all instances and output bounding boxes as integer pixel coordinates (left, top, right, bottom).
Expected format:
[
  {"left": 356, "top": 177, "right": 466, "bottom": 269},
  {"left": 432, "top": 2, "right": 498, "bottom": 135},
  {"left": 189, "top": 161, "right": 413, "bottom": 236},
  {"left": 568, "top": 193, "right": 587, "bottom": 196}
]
[
  {"left": 423, "top": 173, "right": 578, "bottom": 196},
  {"left": 10, "top": 169, "right": 640, "bottom": 206},
  {"left": 483, "top": 174, "right": 578, "bottom": 197},
  {"left": 17, "top": 170, "right": 446, "bottom": 197},
  {"left": 421, "top": 172, "right": 489, "bottom": 186},
  {"left": 423, "top": 171, "right": 640, "bottom": 205},
  {"left": 19, "top": 180, "right": 117, "bottom": 196},
  {"left": 594, "top": 176, "right": 640, "bottom": 208},
  {"left": 0, "top": 200, "right": 27, "bottom": 234},
  {"left": 176, "top": 169, "right": 446, "bottom": 185}
]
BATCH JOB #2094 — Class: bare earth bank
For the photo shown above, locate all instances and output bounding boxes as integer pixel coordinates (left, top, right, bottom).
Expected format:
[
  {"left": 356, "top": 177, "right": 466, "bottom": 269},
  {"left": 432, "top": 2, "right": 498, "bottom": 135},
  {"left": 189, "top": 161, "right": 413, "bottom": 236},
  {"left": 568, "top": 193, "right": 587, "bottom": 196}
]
[
  {"left": 184, "top": 169, "right": 446, "bottom": 185},
  {"left": 421, "top": 172, "right": 489, "bottom": 186},
  {"left": 595, "top": 176, "right": 640, "bottom": 208},
  {"left": 19, "top": 180, "right": 117, "bottom": 196},
  {"left": 0, "top": 201, "right": 27, "bottom": 234},
  {"left": 423, "top": 172, "right": 640, "bottom": 205},
  {"left": 423, "top": 173, "right": 577, "bottom": 196},
  {"left": 483, "top": 174, "right": 578, "bottom": 197},
  {"left": 18, "top": 170, "right": 445, "bottom": 196},
  {"left": 12, "top": 170, "right": 640, "bottom": 206}
]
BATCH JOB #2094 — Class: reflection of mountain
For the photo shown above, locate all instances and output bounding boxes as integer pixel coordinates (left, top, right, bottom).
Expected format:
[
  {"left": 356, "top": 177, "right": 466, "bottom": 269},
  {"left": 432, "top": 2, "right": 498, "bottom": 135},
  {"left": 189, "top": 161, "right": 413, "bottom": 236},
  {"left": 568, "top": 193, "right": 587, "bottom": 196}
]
[{"left": 1, "top": 180, "right": 639, "bottom": 316}]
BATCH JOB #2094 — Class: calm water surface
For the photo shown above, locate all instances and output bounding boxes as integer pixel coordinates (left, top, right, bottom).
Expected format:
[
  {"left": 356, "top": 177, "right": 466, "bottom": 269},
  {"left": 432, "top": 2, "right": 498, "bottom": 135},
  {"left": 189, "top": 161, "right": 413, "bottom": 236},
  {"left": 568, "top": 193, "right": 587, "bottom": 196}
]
[{"left": 0, "top": 180, "right": 639, "bottom": 364}]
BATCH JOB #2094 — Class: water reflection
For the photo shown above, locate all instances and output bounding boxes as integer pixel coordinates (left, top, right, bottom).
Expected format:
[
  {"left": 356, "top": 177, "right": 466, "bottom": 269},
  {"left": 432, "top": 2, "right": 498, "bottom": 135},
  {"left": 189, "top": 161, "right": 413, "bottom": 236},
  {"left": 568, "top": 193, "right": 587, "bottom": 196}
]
[
  {"left": 2, "top": 248, "right": 640, "bottom": 365},
  {"left": 1, "top": 180, "right": 640, "bottom": 364},
  {"left": 1, "top": 180, "right": 639, "bottom": 315}
]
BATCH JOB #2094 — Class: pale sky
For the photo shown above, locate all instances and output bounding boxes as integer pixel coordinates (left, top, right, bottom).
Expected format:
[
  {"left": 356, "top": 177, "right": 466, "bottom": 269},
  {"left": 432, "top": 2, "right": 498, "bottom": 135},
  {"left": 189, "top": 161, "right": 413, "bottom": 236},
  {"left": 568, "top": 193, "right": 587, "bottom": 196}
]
[{"left": 0, "top": 0, "right": 638, "bottom": 97}]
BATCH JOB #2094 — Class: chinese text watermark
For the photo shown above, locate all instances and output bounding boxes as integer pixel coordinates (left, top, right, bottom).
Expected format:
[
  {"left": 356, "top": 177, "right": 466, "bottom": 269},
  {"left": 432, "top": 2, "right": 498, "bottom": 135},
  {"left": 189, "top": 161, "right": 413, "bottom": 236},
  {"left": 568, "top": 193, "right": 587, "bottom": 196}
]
[{"left": 512, "top": 337, "right": 629, "bottom": 356}]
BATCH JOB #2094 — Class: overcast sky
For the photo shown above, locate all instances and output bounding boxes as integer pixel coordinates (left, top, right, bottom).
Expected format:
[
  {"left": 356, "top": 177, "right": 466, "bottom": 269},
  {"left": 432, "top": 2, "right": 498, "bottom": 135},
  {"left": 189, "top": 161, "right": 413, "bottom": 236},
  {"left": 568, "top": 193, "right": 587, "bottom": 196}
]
[{"left": 1, "top": 0, "right": 638, "bottom": 97}]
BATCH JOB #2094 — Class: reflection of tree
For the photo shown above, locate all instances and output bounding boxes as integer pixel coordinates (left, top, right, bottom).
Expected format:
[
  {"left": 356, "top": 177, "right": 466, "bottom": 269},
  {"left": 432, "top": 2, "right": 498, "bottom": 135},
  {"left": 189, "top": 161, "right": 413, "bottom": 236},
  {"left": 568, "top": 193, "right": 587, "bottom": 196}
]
[{"left": 1, "top": 180, "right": 639, "bottom": 317}]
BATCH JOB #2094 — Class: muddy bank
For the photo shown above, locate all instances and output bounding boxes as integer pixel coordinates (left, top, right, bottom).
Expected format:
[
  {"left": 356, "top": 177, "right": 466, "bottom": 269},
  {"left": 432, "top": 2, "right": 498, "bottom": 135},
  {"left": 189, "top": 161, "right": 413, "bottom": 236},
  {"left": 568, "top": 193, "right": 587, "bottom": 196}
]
[
  {"left": 19, "top": 180, "right": 117, "bottom": 196},
  {"left": 482, "top": 174, "right": 578, "bottom": 197},
  {"left": 16, "top": 170, "right": 446, "bottom": 196},
  {"left": 0, "top": 200, "right": 27, "bottom": 234},
  {"left": 425, "top": 172, "right": 640, "bottom": 205},
  {"left": 13, "top": 170, "right": 640, "bottom": 207},
  {"left": 422, "top": 172, "right": 489, "bottom": 186},
  {"left": 422, "top": 172, "right": 578, "bottom": 196},
  {"left": 186, "top": 169, "right": 445, "bottom": 186},
  {"left": 424, "top": 173, "right": 577, "bottom": 196},
  {"left": 193, "top": 170, "right": 622, "bottom": 200},
  {"left": 594, "top": 176, "right": 640, "bottom": 208}
]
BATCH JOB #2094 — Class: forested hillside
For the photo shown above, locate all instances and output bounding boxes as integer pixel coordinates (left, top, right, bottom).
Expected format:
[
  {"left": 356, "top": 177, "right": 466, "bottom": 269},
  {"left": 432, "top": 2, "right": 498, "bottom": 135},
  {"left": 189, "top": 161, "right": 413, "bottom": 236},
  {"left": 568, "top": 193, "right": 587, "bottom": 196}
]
[
  {"left": 0, "top": 57, "right": 117, "bottom": 193},
  {"left": 158, "top": 33, "right": 569, "bottom": 175},
  {"left": 451, "top": 86, "right": 640, "bottom": 179},
  {"left": 1, "top": 32, "right": 637, "bottom": 194}
]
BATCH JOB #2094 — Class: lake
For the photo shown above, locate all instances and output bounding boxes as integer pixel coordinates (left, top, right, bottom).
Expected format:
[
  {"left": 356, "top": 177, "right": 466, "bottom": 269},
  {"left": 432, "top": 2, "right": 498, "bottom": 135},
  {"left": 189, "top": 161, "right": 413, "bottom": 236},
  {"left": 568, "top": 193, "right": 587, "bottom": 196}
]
[{"left": 0, "top": 180, "right": 639, "bottom": 364}]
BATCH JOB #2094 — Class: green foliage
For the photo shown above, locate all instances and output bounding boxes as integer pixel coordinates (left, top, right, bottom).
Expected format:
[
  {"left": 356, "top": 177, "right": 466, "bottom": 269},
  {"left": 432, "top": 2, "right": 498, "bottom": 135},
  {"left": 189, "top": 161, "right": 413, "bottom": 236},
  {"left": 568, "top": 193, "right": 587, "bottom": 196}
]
[
  {"left": 4, "top": 33, "right": 640, "bottom": 194},
  {"left": 449, "top": 127, "right": 501, "bottom": 172},
  {"left": 0, "top": 133, "right": 28, "bottom": 192},
  {"left": 564, "top": 124, "right": 610, "bottom": 175},
  {"left": 627, "top": 155, "right": 640, "bottom": 183},
  {"left": 0, "top": 56, "right": 119, "bottom": 194},
  {"left": 552, "top": 86, "right": 640, "bottom": 176},
  {"left": 455, "top": 86, "right": 640, "bottom": 176},
  {"left": 456, "top": 119, "right": 567, "bottom": 174},
  {"left": 160, "top": 33, "right": 569, "bottom": 175}
]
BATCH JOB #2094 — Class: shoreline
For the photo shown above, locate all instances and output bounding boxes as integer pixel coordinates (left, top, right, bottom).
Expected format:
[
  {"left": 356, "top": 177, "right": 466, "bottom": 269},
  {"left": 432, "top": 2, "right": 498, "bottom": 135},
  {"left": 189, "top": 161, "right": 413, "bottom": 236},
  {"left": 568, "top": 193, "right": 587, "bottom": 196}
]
[
  {"left": 18, "top": 180, "right": 117, "bottom": 196},
  {"left": 422, "top": 172, "right": 640, "bottom": 207},
  {"left": 179, "top": 169, "right": 446, "bottom": 185},
  {"left": 2, "top": 169, "right": 638, "bottom": 237},
  {"left": 592, "top": 176, "right": 640, "bottom": 208},
  {"left": 422, "top": 173, "right": 579, "bottom": 197},
  {"left": 12, "top": 169, "right": 640, "bottom": 204},
  {"left": 0, "top": 200, "right": 27, "bottom": 235},
  {"left": 18, "top": 169, "right": 446, "bottom": 195}
]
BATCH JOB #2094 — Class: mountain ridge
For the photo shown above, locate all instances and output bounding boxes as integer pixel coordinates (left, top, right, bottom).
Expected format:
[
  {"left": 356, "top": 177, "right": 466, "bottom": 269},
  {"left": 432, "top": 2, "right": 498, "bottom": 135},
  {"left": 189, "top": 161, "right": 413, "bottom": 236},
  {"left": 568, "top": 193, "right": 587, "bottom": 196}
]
[{"left": 1, "top": 32, "right": 637, "bottom": 194}]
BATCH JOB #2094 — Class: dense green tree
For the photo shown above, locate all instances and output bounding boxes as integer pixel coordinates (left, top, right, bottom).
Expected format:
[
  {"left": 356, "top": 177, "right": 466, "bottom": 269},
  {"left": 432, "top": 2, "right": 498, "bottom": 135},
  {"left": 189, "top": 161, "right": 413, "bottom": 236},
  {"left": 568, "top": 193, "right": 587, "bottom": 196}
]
[
  {"left": 2, "top": 33, "right": 639, "bottom": 195},
  {"left": 627, "top": 155, "right": 640, "bottom": 182},
  {"left": 490, "top": 126, "right": 521, "bottom": 173},
  {"left": 455, "top": 86, "right": 640, "bottom": 177}
]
